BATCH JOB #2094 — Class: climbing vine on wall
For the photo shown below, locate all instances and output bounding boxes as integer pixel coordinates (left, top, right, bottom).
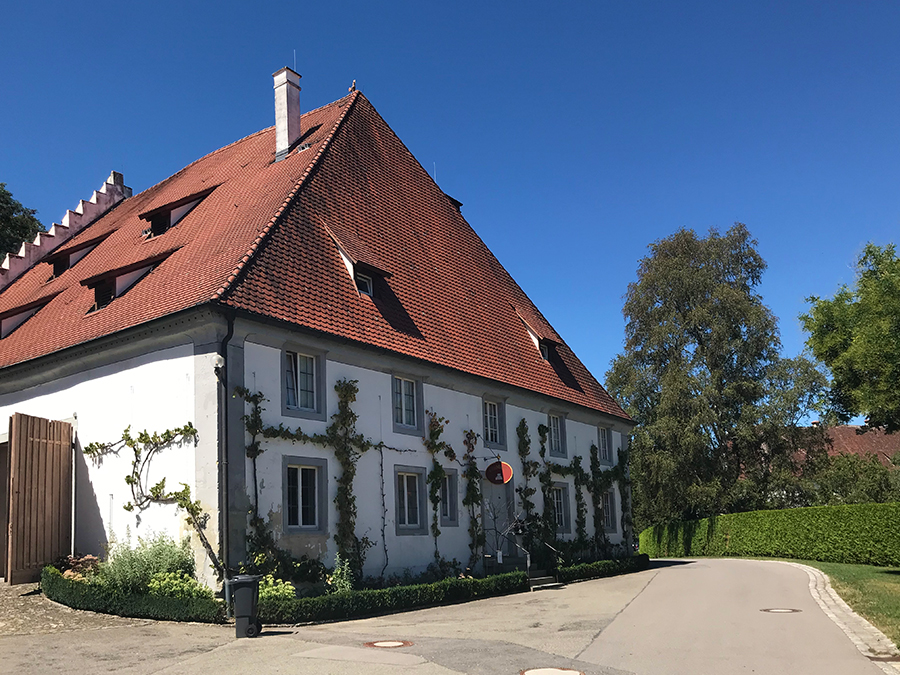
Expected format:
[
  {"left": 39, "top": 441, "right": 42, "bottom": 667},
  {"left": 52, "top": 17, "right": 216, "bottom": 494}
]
[
  {"left": 423, "top": 411, "right": 457, "bottom": 558},
  {"left": 83, "top": 423, "right": 224, "bottom": 580},
  {"left": 514, "top": 419, "right": 540, "bottom": 550},
  {"left": 460, "top": 429, "right": 485, "bottom": 569},
  {"left": 235, "top": 380, "right": 375, "bottom": 580}
]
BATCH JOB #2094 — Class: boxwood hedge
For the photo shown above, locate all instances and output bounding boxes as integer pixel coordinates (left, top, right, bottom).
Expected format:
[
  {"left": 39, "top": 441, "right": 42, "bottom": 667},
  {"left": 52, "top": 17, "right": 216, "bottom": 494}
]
[
  {"left": 259, "top": 571, "right": 530, "bottom": 623},
  {"left": 41, "top": 566, "right": 225, "bottom": 623},
  {"left": 639, "top": 502, "right": 900, "bottom": 566},
  {"left": 558, "top": 553, "right": 650, "bottom": 583}
]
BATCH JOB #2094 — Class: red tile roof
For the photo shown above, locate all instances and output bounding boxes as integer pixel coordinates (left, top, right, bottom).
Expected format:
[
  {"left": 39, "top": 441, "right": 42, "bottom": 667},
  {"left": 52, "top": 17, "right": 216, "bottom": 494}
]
[
  {"left": 0, "top": 91, "right": 629, "bottom": 422},
  {"left": 827, "top": 426, "right": 900, "bottom": 466}
]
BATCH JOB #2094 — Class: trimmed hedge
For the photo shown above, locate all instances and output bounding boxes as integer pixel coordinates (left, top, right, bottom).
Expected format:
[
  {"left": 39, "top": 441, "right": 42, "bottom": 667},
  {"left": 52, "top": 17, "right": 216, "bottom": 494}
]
[
  {"left": 41, "top": 566, "right": 225, "bottom": 623},
  {"left": 639, "top": 502, "right": 900, "bottom": 566},
  {"left": 259, "top": 571, "right": 530, "bottom": 623},
  {"left": 558, "top": 553, "right": 650, "bottom": 583}
]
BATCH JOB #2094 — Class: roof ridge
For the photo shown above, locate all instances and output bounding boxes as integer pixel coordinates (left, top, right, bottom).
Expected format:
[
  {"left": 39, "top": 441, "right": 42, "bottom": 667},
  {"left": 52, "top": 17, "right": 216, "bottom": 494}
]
[{"left": 211, "top": 90, "right": 362, "bottom": 301}]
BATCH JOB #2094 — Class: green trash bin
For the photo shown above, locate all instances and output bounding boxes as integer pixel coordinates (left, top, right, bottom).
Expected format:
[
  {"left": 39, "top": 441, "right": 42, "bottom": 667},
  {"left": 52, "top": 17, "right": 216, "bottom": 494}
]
[{"left": 230, "top": 574, "right": 262, "bottom": 638}]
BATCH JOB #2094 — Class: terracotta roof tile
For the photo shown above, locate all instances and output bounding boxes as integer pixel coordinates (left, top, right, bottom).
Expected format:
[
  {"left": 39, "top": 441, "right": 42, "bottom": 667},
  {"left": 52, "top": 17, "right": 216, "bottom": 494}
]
[{"left": 0, "top": 91, "right": 629, "bottom": 421}]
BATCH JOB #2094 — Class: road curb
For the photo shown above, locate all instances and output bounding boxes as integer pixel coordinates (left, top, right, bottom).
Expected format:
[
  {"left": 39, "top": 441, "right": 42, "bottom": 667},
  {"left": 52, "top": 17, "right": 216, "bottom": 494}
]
[{"left": 778, "top": 561, "right": 900, "bottom": 673}]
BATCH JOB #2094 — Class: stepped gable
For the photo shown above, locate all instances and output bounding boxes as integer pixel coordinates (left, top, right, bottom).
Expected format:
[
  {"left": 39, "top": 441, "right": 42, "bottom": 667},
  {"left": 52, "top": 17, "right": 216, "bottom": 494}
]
[
  {"left": 222, "top": 94, "right": 628, "bottom": 420},
  {"left": 0, "top": 172, "right": 132, "bottom": 292},
  {"left": 0, "top": 95, "right": 353, "bottom": 368}
]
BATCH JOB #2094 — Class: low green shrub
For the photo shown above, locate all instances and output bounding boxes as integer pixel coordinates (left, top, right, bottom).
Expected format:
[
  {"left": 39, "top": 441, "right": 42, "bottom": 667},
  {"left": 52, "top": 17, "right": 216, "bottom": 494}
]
[
  {"left": 148, "top": 571, "right": 214, "bottom": 601},
  {"left": 42, "top": 566, "right": 224, "bottom": 622},
  {"left": 100, "top": 533, "right": 195, "bottom": 594},
  {"left": 557, "top": 554, "right": 650, "bottom": 583},
  {"left": 259, "top": 571, "right": 529, "bottom": 624},
  {"left": 639, "top": 502, "right": 900, "bottom": 566},
  {"left": 259, "top": 574, "right": 297, "bottom": 602}
]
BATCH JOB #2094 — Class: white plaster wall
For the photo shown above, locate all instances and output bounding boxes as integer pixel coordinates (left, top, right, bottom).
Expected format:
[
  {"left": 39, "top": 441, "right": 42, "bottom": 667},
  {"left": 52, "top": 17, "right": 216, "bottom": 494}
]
[
  {"left": 0, "top": 345, "right": 198, "bottom": 556},
  {"left": 244, "top": 340, "right": 628, "bottom": 577}
]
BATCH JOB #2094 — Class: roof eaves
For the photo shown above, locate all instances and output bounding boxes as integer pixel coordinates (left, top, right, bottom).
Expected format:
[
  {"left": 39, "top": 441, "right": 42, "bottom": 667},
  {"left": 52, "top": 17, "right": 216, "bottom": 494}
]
[{"left": 211, "top": 91, "right": 361, "bottom": 301}]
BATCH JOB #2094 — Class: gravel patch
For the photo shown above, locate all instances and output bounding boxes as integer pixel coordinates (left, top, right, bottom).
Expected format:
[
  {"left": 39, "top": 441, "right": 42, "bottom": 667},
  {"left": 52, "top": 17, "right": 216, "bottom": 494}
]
[{"left": 0, "top": 581, "right": 148, "bottom": 635}]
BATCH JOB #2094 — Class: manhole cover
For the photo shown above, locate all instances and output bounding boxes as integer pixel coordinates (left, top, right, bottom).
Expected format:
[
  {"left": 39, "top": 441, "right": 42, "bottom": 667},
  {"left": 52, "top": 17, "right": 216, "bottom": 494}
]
[
  {"left": 364, "top": 640, "right": 413, "bottom": 648},
  {"left": 760, "top": 608, "right": 802, "bottom": 613},
  {"left": 520, "top": 669, "right": 585, "bottom": 675}
]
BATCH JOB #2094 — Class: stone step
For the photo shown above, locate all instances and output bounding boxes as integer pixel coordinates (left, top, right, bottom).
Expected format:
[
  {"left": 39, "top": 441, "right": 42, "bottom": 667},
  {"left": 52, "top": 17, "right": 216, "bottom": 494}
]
[{"left": 530, "top": 578, "right": 565, "bottom": 591}]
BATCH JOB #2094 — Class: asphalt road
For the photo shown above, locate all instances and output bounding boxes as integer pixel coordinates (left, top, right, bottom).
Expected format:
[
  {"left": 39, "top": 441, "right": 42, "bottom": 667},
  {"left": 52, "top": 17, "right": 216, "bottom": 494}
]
[{"left": 0, "top": 558, "right": 889, "bottom": 674}]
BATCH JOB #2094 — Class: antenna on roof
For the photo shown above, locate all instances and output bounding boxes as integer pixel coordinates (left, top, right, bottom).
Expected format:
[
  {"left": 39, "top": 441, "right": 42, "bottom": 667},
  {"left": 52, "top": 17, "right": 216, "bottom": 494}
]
[{"left": 293, "top": 49, "right": 296, "bottom": 71}]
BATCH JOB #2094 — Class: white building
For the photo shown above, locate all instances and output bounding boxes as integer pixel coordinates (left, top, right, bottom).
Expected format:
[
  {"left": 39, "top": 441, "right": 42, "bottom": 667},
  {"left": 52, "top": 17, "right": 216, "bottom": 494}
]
[{"left": 0, "top": 70, "right": 633, "bottom": 585}]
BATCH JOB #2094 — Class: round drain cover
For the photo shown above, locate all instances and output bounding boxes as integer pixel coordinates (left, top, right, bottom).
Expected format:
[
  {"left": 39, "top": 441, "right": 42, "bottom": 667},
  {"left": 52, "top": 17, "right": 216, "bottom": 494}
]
[
  {"left": 760, "top": 608, "right": 802, "bottom": 613},
  {"left": 520, "top": 669, "right": 585, "bottom": 675},
  {"left": 364, "top": 640, "right": 413, "bottom": 648}
]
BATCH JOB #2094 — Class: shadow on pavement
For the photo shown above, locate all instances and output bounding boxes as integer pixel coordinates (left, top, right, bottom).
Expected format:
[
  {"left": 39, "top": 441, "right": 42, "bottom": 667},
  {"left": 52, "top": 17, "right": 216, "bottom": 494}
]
[{"left": 649, "top": 559, "right": 696, "bottom": 569}]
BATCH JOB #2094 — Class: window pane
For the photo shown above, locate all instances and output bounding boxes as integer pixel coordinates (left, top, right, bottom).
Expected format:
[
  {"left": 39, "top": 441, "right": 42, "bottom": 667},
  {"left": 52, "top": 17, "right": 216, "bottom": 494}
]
[
  {"left": 297, "top": 354, "right": 316, "bottom": 410},
  {"left": 287, "top": 467, "right": 299, "bottom": 526},
  {"left": 553, "top": 488, "right": 564, "bottom": 528},
  {"left": 403, "top": 379, "right": 416, "bottom": 426},
  {"left": 300, "top": 467, "right": 317, "bottom": 527},
  {"left": 406, "top": 474, "right": 419, "bottom": 526},
  {"left": 599, "top": 428, "right": 609, "bottom": 461},
  {"left": 397, "top": 474, "right": 406, "bottom": 525},
  {"left": 393, "top": 378, "right": 403, "bottom": 424},
  {"left": 603, "top": 492, "right": 612, "bottom": 529},
  {"left": 550, "top": 416, "right": 561, "bottom": 454},
  {"left": 484, "top": 402, "right": 498, "bottom": 444},
  {"left": 285, "top": 352, "right": 298, "bottom": 409},
  {"left": 441, "top": 475, "right": 450, "bottom": 518}
]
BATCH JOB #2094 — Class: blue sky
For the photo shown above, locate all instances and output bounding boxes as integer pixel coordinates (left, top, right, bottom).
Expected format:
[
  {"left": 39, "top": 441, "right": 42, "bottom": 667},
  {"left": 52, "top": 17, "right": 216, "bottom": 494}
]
[{"left": 2, "top": 1, "right": 897, "bottom": 387}]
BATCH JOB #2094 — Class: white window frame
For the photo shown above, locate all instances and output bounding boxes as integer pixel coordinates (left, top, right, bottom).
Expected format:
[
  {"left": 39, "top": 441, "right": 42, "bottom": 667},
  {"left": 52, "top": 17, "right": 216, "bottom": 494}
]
[
  {"left": 391, "top": 375, "right": 424, "bottom": 436},
  {"left": 482, "top": 398, "right": 506, "bottom": 450},
  {"left": 283, "top": 455, "right": 328, "bottom": 534},
  {"left": 395, "top": 465, "right": 427, "bottom": 535},
  {"left": 356, "top": 272, "right": 373, "bottom": 296},
  {"left": 440, "top": 468, "right": 458, "bottom": 527},
  {"left": 282, "top": 346, "right": 326, "bottom": 421},
  {"left": 602, "top": 489, "right": 617, "bottom": 533},
  {"left": 551, "top": 482, "right": 571, "bottom": 534},
  {"left": 548, "top": 413, "right": 567, "bottom": 458},
  {"left": 598, "top": 427, "right": 613, "bottom": 463}
]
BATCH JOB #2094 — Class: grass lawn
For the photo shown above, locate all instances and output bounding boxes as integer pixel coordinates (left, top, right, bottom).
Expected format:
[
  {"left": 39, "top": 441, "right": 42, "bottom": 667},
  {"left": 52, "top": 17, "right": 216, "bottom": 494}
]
[{"left": 791, "top": 559, "right": 900, "bottom": 648}]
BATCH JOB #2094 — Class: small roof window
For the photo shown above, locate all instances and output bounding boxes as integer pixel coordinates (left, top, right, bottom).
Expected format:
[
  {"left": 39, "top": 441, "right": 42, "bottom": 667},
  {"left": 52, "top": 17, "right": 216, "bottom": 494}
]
[
  {"left": 0, "top": 294, "right": 58, "bottom": 338},
  {"left": 356, "top": 272, "right": 373, "bottom": 296},
  {"left": 82, "top": 249, "right": 177, "bottom": 313},
  {"left": 139, "top": 186, "right": 216, "bottom": 239},
  {"left": 46, "top": 232, "right": 111, "bottom": 280}
]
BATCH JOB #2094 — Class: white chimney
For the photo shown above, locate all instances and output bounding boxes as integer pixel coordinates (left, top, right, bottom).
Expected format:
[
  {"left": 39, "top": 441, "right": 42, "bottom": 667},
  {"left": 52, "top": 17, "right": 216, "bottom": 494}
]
[{"left": 273, "top": 67, "right": 302, "bottom": 161}]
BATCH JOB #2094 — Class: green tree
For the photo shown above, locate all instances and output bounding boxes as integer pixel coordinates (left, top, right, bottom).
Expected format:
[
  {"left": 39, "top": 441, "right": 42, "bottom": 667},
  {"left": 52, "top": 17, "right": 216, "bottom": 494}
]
[
  {"left": 606, "top": 224, "right": 789, "bottom": 528},
  {"left": 0, "top": 183, "right": 44, "bottom": 258},
  {"left": 801, "top": 243, "right": 900, "bottom": 433},
  {"left": 813, "top": 451, "right": 900, "bottom": 505}
]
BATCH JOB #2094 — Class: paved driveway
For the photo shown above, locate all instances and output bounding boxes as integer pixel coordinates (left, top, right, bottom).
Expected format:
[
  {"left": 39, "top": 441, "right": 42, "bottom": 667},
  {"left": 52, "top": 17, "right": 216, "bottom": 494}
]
[{"left": 0, "top": 559, "right": 892, "bottom": 674}]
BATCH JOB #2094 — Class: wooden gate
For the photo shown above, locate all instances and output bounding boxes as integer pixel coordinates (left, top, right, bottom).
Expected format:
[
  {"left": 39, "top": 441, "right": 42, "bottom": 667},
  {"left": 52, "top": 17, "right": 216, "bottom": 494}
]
[{"left": 5, "top": 413, "right": 72, "bottom": 584}]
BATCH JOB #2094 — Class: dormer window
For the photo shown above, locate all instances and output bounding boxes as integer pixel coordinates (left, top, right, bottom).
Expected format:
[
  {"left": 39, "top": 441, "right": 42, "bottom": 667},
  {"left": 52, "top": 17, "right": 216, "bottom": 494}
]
[
  {"left": 0, "top": 295, "right": 57, "bottom": 338},
  {"left": 139, "top": 187, "right": 216, "bottom": 239},
  {"left": 540, "top": 342, "right": 550, "bottom": 361},
  {"left": 47, "top": 233, "right": 110, "bottom": 280},
  {"left": 356, "top": 272, "right": 373, "bottom": 296},
  {"left": 82, "top": 249, "right": 176, "bottom": 314},
  {"left": 52, "top": 257, "right": 69, "bottom": 279},
  {"left": 91, "top": 279, "right": 116, "bottom": 312}
]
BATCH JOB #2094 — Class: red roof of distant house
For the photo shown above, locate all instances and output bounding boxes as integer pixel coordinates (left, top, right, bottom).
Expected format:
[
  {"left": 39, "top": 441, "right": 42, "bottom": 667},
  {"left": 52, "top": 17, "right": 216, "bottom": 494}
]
[
  {"left": 827, "top": 426, "right": 900, "bottom": 466},
  {"left": 0, "top": 91, "right": 629, "bottom": 422}
]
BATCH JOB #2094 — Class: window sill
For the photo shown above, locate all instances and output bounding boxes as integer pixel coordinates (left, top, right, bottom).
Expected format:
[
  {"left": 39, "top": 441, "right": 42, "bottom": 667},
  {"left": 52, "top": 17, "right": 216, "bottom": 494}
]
[
  {"left": 396, "top": 527, "right": 428, "bottom": 536},
  {"left": 392, "top": 423, "right": 424, "bottom": 438},
  {"left": 283, "top": 405, "right": 327, "bottom": 422}
]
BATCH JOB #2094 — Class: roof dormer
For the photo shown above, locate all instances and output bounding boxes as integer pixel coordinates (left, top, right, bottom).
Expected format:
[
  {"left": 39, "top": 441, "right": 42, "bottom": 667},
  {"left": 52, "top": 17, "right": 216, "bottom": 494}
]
[
  {"left": 0, "top": 294, "right": 58, "bottom": 338},
  {"left": 320, "top": 219, "right": 391, "bottom": 297},
  {"left": 139, "top": 187, "right": 216, "bottom": 239},
  {"left": 82, "top": 249, "right": 177, "bottom": 313},
  {"left": 45, "top": 232, "right": 112, "bottom": 280}
]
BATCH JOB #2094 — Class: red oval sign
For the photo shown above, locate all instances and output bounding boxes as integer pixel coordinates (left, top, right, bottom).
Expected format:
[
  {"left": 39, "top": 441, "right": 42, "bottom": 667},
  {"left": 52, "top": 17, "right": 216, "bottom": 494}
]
[{"left": 485, "top": 461, "right": 513, "bottom": 485}]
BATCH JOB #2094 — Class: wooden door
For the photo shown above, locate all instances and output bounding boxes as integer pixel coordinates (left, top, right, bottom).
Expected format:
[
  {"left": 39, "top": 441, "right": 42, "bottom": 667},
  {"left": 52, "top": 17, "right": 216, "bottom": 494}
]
[{"left": 6, "top": 414, "right": 72, "bottom": 585}]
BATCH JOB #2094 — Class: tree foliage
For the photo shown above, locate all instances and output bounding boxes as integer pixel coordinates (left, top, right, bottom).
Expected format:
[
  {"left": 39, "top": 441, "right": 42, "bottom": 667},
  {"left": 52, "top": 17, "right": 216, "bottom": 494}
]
[
  {"left": 801, "top": 243, "right": 900, "bottom": 433},
  {"left": 606, "top": 225, "right": 828, "bottom": 529},
  {"left": 0, "top": 183, "right": 44, "bottom": 257}
]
